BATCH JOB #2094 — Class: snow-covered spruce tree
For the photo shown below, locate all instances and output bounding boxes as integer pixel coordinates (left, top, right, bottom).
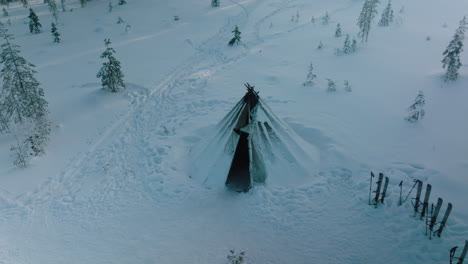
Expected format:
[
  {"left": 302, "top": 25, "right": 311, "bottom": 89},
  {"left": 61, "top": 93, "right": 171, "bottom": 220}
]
[
  {"left": 80, "top": 0, "right": 86, "bottom": 7},
  {"left": 310, "top": 16, "right": 315, "bottom": 24},
  {"left": 2, "top": 7, "right": 7, "bottom": 17},
  {"left": 344, "top": 80, "right": 352, "bottom": 92},
  {"left": 51, "top": 22, "right": 60, "bottom": 43},
  {"left": 405, "top": 91, "right": 425, "bottom": 122},
  {"left": 117, "top": 16, "right": 124, "bottom": 24},
  {"left": 97, "top": 38, "right": 125, "bottom": 92},
  {"left": 357, "top": 0, "right": 379, "bottom": 42},
  {"left": 442, "top": 16, "right": 467, "bottom": 82},
  {"left": 0, "top": 23, "right": 51, "bottom": 158},
  {"left": 343, "top": 34, "right": 351, "bottom": 54},
  {"left": 211, "top": 0, "right": 219, "bottom": 7},
  {"left": 326, "top": 78, "right": 336, "bottom": 92},
  {"left": 228, "top": 26, "right": 241, "bottom": 46},
  {"left": 28, "top": 9, "right": 41, "bottom": 34},
  {"left": 48, "top": 0, "right": 58, "bottom": 22},
  {"left": 118, "top": 0, "right": 126, "bottom": 5},
  {"left": 321, "top": 11, "right": 329, "bottom": 25},
  {"left": 108, "top": 1, "right": 112, "bottom": 12},
  {"left": 20, "top": 0, "right": 28, "bottom": 8},
  {"left": 378, "top": 0, "right": 394, "bottom": 27},
  {"left": 335, "top": 23, "right": 342, "bottom": 37},
  {"left": 303, "top": 63, "right": 317, "bottom": 86}
]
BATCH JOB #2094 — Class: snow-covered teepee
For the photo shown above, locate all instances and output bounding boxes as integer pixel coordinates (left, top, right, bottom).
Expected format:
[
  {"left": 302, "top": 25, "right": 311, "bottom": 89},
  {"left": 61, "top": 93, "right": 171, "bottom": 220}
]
[{"left": 190, "top": 84, "right": 318, "bottom": 192}]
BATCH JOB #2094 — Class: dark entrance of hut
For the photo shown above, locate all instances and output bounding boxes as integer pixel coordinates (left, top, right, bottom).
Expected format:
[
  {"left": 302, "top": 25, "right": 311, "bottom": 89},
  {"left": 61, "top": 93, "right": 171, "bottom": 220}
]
[{"left": 225, "top": 84, "right": 259, "bottom": 192}]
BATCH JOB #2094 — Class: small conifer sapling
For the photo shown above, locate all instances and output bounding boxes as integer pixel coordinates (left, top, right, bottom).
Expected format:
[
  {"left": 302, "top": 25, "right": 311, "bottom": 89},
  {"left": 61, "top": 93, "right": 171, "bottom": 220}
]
[
  {"left": 344, "top": 80, "right": 352, "bottom": 92},
  {"left": 125, "top": 24, "right": 131, "bottom": 33},
  {"left": 227, "top": 250, "right": 246, "bottom": 264},
  {"left": 351, "top": 38, "right": 358, "bottom": 52},
  {"left": 211, "top": 0, "right": 219, "bottom": 7},
  {"left": 28, "top": 9, "right": 42, "bottom": 34},
  {"left": 51, "top": 23, "right": 60, "bottom": 43},
  {"left": 326, "top": 78, "right": 336, "bottom": 92},
  {"left": 405, "top": 91, "right": 425, "bottom": 122},
  {"left": 342, "top": 34, "right": 351, "bottom": 54},
  {"left": 97, "top": 39, "right": 126, "bottom": 92},
  {"left": 321, "top": 11, "right": 329, "bottom": 25},
  {"left": 317, "top": 41, "right": 323, "bottom": 50},
  {"left": 335, "top": 23, "right": 342, "bottom": 37},
  {"left": 228, "top": 26, "right": 241, "bottom": 46},
  {"left": 303, "top": 63, "right": 317, "bottom": 86}
]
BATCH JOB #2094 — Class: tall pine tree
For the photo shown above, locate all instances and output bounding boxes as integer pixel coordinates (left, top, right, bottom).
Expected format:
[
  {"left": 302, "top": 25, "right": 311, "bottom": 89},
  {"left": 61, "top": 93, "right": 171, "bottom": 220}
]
[
  {"left": 442, "top": 16, "right": 467, "bottom": 82},
  {"left": 0, "top": 23, "right": 51, "bottom": 159},
  {"left": 97, "top": 39, "right": 125, "bottom": 92},
  {"left": 357, "top": 0, "right": 379, "bottom": 42},
  {"left": 28, "top": 8, "right": 41, "bottom": 34}
]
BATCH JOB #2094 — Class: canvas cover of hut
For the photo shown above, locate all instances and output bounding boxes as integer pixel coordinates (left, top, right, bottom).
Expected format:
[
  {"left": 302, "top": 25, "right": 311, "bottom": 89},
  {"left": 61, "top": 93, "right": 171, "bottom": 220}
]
[{"left": 190, "top": 84, "right": 319, "bottom": 192}]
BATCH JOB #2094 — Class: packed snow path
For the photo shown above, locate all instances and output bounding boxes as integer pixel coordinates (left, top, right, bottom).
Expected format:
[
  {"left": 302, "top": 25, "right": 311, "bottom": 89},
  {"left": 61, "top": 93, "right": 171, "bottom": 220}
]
[{"left": 1, "top": 0, "right": 468, "bottom": 263}]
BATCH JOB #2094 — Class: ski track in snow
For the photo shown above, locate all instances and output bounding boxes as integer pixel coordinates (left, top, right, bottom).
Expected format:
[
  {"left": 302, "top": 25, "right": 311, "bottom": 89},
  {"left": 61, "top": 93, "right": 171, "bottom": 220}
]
[{"left": 1, "top": 0, "right": 467, "bottom": 263}]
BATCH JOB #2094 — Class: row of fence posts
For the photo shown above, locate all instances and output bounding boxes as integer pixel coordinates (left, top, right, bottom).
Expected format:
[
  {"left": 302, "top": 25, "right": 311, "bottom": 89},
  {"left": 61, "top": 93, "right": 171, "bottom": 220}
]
[{"left": 368, "top": 172, "right": 467, "bottom": 264}]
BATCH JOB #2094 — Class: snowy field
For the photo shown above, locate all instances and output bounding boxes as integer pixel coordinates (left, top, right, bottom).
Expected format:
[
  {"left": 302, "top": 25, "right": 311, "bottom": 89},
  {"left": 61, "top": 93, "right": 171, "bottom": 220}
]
[{"left": 0, "top": 0, "right": 468, "bottom": 263}]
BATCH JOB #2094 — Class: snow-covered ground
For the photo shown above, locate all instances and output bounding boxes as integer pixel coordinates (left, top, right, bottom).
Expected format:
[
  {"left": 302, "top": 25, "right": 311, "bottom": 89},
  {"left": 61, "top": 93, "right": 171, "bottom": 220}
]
[{"left": 1, "top": 0, "right": 468, "bottom": 263}]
